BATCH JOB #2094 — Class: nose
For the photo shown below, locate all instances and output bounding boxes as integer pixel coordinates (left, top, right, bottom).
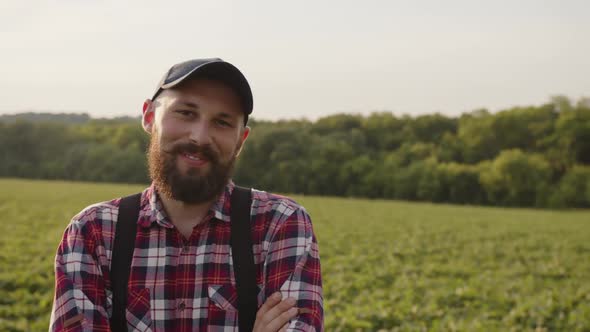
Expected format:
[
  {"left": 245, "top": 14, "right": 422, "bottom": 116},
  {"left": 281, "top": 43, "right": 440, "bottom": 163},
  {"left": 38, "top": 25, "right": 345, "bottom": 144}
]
[{"left": 188, "top": 121, "right": 213, "bottom": 146}]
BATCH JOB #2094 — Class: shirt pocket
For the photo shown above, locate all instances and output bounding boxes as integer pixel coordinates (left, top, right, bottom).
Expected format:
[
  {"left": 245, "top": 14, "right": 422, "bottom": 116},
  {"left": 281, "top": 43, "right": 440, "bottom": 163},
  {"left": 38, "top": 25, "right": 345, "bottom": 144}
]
[
  {"left": 126, "top": 287, "right": 152, "bottom": 332},
  {"left": 208, "top": 284, "right": 238, "bottom": 311},
  {"left": 207, "top": 284, "right": 239, "bottom": 329}
]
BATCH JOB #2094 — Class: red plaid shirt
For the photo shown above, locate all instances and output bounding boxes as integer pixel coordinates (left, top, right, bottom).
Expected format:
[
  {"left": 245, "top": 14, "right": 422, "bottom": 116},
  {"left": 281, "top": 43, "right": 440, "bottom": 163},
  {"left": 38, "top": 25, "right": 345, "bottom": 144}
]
[{"left": 50, "top": 182, "right": 323, "bottom": 331}]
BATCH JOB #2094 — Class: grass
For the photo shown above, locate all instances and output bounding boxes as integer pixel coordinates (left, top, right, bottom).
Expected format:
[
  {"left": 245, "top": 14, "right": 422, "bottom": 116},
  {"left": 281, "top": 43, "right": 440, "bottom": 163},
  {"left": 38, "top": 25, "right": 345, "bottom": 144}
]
[{"left": 0, "top": 178, "right": 589, "bottom": 331}]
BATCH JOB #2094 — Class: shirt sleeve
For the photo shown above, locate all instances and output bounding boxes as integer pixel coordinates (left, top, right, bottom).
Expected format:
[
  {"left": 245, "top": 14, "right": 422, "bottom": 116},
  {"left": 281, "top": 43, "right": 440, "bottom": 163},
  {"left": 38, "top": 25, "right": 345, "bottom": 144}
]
[
  {"left": 49, "top": 218, "right": 111, "bottom": 332},
  {"left": 264, "top": 206, "right": 324, "bottom": 332}
]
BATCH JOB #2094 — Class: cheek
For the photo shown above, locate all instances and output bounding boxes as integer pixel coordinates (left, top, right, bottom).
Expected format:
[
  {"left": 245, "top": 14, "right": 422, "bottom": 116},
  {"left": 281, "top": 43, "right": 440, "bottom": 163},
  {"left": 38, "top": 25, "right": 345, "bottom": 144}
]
[
  {"left": 215, "top": 136, "right": 241, "bottom": 157},
  {"left": 159, "top": 118, "right": 188, "bottom": 139}
]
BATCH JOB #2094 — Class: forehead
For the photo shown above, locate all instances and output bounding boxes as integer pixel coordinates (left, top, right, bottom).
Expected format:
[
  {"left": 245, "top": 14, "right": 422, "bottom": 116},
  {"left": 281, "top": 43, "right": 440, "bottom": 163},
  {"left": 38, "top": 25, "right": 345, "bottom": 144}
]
[{"left": 159, "top": 78, "right": 243, "bottom": 115}]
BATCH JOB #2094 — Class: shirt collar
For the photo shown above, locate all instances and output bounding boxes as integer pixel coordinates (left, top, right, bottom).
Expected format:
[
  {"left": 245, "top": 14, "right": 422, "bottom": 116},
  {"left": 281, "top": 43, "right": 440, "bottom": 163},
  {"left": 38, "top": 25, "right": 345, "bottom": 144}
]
[{"left": 138, "top": 181, "right": 235, "bottom": 229}]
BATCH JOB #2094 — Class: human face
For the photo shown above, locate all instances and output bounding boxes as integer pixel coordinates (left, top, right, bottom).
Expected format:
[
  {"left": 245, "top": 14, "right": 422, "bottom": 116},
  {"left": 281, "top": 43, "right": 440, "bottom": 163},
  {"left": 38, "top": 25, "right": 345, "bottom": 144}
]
[{"left": 143, "top": 78, "right": 250, "bottom": 203}]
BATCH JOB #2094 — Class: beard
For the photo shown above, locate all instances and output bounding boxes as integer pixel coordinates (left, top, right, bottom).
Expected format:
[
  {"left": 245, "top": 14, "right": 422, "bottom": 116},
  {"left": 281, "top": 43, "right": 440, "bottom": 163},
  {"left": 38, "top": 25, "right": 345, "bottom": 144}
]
[{"left": 147, "top": 137, "right": 236, "bottom": 204}]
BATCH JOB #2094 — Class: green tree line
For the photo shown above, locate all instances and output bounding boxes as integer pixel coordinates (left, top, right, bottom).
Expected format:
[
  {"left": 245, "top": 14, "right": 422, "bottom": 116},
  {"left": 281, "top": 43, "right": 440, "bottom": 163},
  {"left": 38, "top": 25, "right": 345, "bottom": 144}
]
[{"left": 1, "top": 97, "right": 589, "bottom": 208}]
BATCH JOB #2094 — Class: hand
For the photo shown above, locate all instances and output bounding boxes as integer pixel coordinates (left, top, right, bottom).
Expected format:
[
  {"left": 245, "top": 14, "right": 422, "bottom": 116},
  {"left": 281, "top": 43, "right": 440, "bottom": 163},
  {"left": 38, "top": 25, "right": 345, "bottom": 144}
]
[{"left": 252, "top": 292, "right": 299, "bottom": 332}]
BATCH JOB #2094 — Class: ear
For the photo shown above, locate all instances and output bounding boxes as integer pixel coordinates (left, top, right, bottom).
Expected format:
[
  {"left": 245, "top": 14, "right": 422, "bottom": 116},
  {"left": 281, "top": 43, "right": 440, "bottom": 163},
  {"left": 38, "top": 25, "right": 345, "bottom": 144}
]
[
  {"left": 142, "top": 99, "right": 155, "bottom": 134},
  {"left": 235, "top": 126, "right": 251, "bottom": 157}
]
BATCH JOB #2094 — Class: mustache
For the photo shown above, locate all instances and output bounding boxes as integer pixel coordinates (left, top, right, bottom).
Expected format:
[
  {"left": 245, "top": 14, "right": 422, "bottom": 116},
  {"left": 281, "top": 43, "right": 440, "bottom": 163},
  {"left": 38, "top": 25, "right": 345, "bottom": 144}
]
[{"left": 163, "top": 142, "right": 218, "bottom": 162}]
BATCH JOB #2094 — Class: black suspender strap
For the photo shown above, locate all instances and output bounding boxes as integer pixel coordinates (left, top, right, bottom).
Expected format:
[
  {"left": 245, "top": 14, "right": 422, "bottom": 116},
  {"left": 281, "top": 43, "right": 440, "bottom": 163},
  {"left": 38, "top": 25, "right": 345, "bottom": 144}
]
[
  {"left": 230, "top": 186, "right": 257, "bottom": 332},
  {"left": 108, "top": 188, "right": 256, "bottom": 331},
  {"left": 110, "top": 193, "right": 141, "bottom": 332}
]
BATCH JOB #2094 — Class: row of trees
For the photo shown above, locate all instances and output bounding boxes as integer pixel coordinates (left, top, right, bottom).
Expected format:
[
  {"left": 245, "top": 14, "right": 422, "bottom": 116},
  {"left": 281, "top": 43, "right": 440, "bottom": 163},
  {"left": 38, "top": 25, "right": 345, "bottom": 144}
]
[{"left": 1, "top": 97, "right": 589, "bottom": 208}]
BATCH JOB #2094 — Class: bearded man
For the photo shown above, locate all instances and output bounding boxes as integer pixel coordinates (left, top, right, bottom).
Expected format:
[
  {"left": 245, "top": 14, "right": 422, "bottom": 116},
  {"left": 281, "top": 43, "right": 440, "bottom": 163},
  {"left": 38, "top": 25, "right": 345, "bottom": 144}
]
[{"left": 49, "top": 59, "right": 323, "bottom": 332}]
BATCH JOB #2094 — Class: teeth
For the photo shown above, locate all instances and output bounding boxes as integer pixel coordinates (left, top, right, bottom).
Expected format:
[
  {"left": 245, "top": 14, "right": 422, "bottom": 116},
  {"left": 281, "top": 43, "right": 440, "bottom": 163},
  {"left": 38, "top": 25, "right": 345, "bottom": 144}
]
[{"left": 185, "top": 154, "right": 200, "bottom": 161}]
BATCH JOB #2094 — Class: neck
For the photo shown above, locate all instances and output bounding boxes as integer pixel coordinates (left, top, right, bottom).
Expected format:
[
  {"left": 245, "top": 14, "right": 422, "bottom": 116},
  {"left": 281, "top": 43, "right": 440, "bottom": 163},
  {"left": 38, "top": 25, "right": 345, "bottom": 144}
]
[{"left": 159, "top": 193, "right": 215, "bottom": 233}]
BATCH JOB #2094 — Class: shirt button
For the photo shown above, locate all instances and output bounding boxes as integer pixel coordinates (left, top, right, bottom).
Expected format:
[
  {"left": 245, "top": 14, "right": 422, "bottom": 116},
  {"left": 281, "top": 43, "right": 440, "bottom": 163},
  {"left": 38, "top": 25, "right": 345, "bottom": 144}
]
[
  {"left": 178, "top": 302, "right": 186, "bottom": 311},
  {"left": 182, "top": 246, "right": 189, "bottom": 253}
]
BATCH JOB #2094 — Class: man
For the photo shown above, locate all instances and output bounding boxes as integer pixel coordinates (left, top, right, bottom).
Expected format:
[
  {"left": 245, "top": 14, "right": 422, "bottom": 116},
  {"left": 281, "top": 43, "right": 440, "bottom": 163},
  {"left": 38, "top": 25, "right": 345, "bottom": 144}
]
[{"left": 50, "top": 58, "right": 323, "bottom": 331}]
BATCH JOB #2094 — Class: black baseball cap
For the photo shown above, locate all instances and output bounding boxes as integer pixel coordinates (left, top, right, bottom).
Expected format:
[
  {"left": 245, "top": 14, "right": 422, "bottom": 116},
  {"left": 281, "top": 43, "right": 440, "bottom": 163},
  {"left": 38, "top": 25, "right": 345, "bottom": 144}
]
[{"left": 151, "top": 58, "right": 253, "bottom": 124}]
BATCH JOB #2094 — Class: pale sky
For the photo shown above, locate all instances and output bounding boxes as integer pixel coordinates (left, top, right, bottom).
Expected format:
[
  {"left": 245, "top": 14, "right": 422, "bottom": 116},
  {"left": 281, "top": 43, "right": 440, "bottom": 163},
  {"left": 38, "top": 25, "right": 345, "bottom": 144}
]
[{"left": 1, "top": 0, "right": 589, "bottom": 121}]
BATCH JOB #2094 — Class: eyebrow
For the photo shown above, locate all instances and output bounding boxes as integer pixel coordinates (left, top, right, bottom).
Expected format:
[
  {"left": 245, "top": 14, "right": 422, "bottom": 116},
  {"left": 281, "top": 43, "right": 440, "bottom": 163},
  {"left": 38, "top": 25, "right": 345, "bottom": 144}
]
[
  {"left": 217, "top": 112, "right": 238, "bottom": 119},
  {"left": 175, "top": 101, "right": 199, "bottom": 109},
  {"left": 173, "top": 100, "right": 240, "bottom": 120}
]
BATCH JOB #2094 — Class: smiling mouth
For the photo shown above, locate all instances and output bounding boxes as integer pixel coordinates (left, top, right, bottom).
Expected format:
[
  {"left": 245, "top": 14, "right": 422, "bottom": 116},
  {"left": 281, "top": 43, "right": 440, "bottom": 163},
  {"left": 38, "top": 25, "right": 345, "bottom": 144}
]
[
  {"left": 183, "top": 153, "right": 202, "bottom": 160},
  {"left": 180, "top": 152, "right": 209, "bottom": 166}
]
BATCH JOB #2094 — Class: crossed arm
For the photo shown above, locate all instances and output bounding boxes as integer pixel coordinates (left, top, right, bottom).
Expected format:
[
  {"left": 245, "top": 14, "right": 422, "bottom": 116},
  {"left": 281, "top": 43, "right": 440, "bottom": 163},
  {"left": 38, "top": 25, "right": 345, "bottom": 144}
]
[{"left": 50, "top": 207, "right": 323, "bottom": 331}]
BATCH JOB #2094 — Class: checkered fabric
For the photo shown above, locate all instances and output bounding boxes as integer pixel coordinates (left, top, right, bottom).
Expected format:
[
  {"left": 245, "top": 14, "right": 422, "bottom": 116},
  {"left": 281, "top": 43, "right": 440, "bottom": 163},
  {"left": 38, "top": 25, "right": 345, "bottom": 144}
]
[{"left": 49, "top": 182, "right": 323, "bottom": 331}]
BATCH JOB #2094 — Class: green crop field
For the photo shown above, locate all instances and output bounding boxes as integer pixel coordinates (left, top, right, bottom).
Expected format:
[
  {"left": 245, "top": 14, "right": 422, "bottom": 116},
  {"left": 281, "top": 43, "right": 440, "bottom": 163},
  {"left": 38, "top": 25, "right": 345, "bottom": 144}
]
[{"left": 1, "top": 178, "right": 589, "bottom": 331}]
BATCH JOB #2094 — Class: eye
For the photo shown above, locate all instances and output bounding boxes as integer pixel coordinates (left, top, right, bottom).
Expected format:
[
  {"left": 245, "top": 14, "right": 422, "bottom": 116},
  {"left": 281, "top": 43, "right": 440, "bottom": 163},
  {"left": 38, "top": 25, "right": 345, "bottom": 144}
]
[
  {"left": 176, "top": 110, "right": 194, "bottom": 117},
  {"left": 215, "top": 119, "right": 233, "bottom": 128}
]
